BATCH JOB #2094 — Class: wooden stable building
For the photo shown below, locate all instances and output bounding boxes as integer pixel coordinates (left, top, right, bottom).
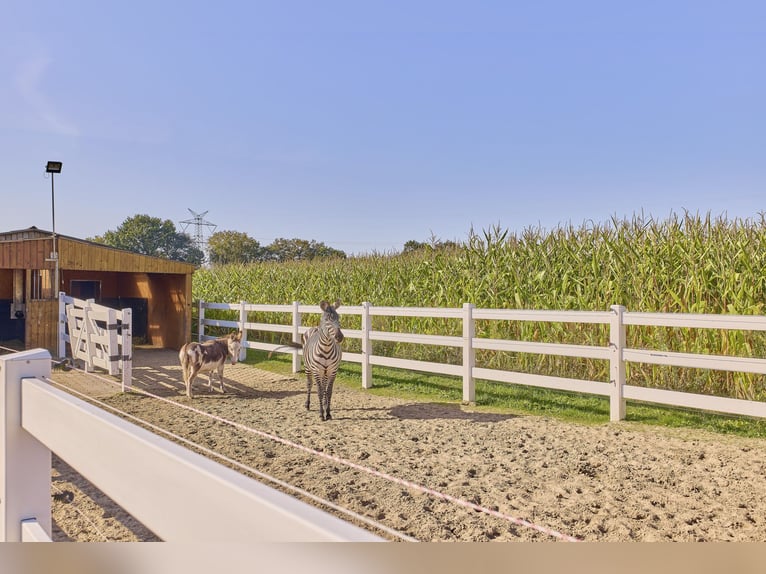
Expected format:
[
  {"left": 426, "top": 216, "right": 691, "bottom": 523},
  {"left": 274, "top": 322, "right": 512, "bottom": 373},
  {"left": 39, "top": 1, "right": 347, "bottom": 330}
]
[{"left": 0, "top": 227, "right": 195, "bottom": 356}]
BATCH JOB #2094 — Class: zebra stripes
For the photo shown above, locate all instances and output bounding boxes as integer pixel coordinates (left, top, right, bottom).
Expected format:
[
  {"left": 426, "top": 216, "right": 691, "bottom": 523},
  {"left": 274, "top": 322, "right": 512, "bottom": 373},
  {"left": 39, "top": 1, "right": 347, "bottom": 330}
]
[{"left": 302, "top": 299, "right": 344, "bottom": 421}]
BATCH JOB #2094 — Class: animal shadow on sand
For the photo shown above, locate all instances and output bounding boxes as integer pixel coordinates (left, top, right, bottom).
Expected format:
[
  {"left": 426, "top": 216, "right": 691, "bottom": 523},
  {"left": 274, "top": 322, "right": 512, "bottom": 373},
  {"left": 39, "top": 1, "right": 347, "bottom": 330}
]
[
  {"left": 390, "top": 402, "right": 516, "bottom": 423},
  {"left": 129, "top": 364, "right": 301, "bottom": 400},
  {"left": 175, "top": 385, "right": 304, "bottom": 401}
]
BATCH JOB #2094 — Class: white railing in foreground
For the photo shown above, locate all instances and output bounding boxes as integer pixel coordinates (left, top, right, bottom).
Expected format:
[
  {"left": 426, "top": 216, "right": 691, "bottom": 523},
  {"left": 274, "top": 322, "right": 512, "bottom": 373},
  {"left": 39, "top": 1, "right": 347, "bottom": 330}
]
[
  {"left": 199, "top": 301, "right": 766, "bottom": 423},
  {"left": 0, "top": 348, "right": 382, "bottom": 542}
]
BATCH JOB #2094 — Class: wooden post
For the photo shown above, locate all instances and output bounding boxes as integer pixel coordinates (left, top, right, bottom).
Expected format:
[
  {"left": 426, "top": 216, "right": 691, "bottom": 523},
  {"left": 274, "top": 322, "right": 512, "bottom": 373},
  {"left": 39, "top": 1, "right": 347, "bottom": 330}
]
[
  {"left": 292, "top": 301, "right": 301, "bottom": 374},
  {"left": 361, "top": 302, "right": 372, "bottom": 388},
  {"left": 462, "top": 303, "right": 475, "bottom": 404},
  {"left": 609, "top": 305, "right": 627, "bottom": 421},
  {"left": 12, "top": 270, "right": 24, "bottom": 316},
  {"left": 0, "top": 349, "right": 53, "bottom": 542}
]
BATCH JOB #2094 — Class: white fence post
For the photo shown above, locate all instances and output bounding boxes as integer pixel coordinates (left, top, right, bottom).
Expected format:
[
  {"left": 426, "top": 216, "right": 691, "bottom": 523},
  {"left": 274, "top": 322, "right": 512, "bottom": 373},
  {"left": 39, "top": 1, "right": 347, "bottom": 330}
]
[
  {"left": 57, "top": 291, "right": 67, "bottom": 359},
  {"left": 609, "top": 305, "right": 627, "bottom": 421},
  {"left": 239, "top": 301, "right": 248, "bottom": 361},
  {"left": 292, "top": 301, "right": 301, "bottom": 373},
  {"left": 361, "top": 302, "right": 372, "bottom": 389},
  {"left": 462, "top": 303, "right": 476, "bottom": 404},
  {"left": 81, "top": 301, "right": 93, "bottom": 373},
  {"left": 106, "top": 307, "right": 119, "bottom": 376},
  {"left": 121, "top": 307, "right": 132, "bottom": 392},
  {"left": 198, "top": 300, "right": 205, "bottom": 342},
  {"left": 0, "top": 349, "right": 53, "bottom": 542}
]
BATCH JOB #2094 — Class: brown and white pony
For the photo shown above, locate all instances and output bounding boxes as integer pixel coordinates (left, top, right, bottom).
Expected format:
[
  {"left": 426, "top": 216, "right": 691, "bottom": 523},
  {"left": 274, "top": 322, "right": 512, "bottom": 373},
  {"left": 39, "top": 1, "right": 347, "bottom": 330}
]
[{"left": 178, "top": 331, "right": 243, "bottom": 398}]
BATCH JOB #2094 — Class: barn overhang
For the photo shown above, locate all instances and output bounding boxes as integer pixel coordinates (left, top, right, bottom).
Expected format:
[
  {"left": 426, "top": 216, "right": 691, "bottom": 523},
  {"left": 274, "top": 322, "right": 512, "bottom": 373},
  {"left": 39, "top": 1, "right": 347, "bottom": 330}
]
[{"left": 0, "top": 227, "right": 196, "bottom": 353}]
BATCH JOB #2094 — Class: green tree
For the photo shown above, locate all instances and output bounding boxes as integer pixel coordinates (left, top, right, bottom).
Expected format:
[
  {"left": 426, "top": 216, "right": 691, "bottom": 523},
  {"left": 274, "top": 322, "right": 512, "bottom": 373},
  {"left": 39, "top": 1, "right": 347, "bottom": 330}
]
[
  {"left": 90, "top": 214, "right": 205, "bottom": 265},
  {"left": 265, "top": 237, "right": 346, "bottom": 262},
  {"left": 207, "top": 230, "right": 263, "bottom": 265},
  {"left": 403, "top": 239, "right": 427, "bottom": 253},
  {"left": 402, "top": 237, "right": 461, "bottom": 253}
]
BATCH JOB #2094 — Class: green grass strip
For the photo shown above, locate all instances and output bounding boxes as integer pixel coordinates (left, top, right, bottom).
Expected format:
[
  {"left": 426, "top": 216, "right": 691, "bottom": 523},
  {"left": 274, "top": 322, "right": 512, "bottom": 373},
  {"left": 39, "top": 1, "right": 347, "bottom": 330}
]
[{"left": 243, "top": 349, "right": 766, "bottom": 439}]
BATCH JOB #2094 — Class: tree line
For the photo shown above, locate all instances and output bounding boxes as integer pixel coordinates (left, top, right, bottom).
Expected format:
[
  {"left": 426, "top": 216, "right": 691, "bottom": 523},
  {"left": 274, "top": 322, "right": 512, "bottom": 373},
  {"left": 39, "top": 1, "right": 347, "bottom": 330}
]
[{"left": 88, "top": 214, "right": 452, "bottom": 266}]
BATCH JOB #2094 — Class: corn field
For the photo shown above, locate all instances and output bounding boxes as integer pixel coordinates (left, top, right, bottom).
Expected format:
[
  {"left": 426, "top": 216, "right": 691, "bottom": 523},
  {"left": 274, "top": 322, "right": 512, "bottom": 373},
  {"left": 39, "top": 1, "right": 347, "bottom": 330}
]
[{"left": 193, "top": 211, "right": 766, "bottom": 401}]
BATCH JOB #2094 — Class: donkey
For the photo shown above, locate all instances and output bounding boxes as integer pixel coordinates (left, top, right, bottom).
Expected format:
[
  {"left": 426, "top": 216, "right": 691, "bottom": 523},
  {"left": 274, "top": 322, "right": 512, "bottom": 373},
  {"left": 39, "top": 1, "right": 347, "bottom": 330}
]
[{"left": 178, "top": 331, "right": 243, "bottom": 398}]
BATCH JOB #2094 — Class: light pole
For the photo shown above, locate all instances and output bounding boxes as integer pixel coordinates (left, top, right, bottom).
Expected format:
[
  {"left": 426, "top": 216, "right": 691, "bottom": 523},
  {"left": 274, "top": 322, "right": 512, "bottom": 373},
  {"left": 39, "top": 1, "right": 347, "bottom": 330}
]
[{"left": 45, "top": 161, "right": 62, "bottom": 298}]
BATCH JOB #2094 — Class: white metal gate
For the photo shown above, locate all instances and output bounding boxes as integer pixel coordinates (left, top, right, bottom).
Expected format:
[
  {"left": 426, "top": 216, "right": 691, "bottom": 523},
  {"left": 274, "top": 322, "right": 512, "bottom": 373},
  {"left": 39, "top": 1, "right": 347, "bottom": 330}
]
[{"left": 58, "top": 292, "right": 132, "bottom": 390}]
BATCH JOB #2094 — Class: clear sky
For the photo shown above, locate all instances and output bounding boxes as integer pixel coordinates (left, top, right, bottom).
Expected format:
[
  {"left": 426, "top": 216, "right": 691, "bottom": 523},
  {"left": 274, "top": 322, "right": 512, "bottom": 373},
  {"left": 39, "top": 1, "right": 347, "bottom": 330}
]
[{"left": 1, "top": 1, "right": 764, "bottom": 255}]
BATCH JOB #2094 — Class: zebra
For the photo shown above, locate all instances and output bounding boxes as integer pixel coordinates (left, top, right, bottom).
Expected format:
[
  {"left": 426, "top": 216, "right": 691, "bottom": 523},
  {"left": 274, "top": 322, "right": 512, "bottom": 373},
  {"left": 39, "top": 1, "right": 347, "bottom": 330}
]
[{"left": 301, "top": 299, "right": 344, "bottom": 421}]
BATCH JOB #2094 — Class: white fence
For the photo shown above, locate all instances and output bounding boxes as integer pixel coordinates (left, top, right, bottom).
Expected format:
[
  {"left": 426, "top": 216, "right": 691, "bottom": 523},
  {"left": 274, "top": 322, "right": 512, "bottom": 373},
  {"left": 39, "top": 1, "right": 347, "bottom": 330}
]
[
  {"left": 0, "top": 348, "right": 383, "bottom": 542},
  {"left": 58, "top": 292, "right": 133, "bottom": 391},
  {"left": 198, "top": 300, "right": 766, "bottom": 422}
]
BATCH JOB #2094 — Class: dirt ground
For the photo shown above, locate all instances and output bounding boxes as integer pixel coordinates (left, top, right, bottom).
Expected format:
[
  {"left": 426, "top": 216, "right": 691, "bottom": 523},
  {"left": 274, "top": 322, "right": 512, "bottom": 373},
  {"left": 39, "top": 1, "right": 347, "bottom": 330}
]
[{"left": 47, "top": 348, "right": 766, "bottom": 542}]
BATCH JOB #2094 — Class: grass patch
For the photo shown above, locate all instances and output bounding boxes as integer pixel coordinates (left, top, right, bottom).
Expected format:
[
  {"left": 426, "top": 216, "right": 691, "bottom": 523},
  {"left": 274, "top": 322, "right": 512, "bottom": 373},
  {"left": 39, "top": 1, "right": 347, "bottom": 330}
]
[
  {"left": 244, "top": 349, "right": 766, "bottom": 439},
  {"left": 624, "top": 402, "right": 766, "bottom": 438}
]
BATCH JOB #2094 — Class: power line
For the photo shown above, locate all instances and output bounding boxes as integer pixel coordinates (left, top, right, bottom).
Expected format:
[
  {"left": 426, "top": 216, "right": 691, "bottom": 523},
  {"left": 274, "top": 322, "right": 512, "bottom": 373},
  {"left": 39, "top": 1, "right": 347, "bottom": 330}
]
[{"left": 179, "top": 208, "right": 217, "bottom": 255}]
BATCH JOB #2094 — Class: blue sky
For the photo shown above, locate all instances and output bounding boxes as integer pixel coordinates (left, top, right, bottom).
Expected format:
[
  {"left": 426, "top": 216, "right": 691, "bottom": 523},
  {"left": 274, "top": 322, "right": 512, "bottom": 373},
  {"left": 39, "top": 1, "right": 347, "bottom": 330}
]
[{"left": 1, "top": 1, "right": 764, "bottom": 255}]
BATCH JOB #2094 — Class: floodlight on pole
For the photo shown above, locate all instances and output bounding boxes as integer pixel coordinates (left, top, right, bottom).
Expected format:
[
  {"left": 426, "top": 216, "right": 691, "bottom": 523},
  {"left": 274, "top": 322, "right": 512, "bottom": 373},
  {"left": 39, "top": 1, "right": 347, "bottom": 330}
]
[{"left": 45, "top": 161, "right": 62, "bottom": 298}]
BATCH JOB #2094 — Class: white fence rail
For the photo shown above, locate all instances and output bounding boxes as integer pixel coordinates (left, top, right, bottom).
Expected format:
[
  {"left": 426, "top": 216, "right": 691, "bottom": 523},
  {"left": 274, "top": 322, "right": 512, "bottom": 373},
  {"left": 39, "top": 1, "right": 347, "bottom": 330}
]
[
  {"left": 58, "top": 292, "right": 132, "bottom": 391},
  {"left": 198, "top": 300, "right": 766, "bottom": 422},
  {"left": 0, "top": 348, "right": 383, "bottom": 542}
]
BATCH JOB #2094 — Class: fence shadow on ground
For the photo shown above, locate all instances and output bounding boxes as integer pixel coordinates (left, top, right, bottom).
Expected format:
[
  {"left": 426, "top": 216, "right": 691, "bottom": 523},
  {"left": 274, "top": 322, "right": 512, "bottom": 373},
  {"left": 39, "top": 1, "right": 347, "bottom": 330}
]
[
  {"left": 389, "top": 402, "right": 516, "bottom": 423},
  {"left": 51, "top": 455, "right": 161, "bottom": 542}
]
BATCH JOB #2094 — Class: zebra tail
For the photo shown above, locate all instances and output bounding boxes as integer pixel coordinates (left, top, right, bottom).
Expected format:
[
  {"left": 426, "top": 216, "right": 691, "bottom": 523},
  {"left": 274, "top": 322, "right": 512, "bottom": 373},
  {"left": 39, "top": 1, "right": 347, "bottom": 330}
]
[{"left": 267, "top": 341, "right": 303, "bottom": 359}]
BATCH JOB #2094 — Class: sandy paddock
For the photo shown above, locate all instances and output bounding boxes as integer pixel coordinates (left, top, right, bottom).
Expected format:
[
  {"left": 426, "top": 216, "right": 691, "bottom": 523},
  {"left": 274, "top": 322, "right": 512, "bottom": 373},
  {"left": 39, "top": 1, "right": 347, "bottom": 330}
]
[{"left": 47, "top": 348, "right": 766, "bottom": 542}]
